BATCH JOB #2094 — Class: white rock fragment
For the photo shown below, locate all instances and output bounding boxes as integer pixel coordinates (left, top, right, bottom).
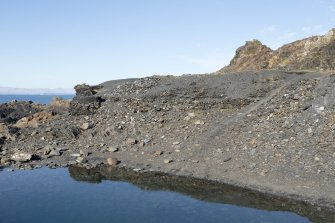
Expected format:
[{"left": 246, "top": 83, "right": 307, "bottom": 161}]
[
  {"left": 314, "top": 106, "right": 325, "bottom": 113},
  {"left": 195, "top": 120, "right": 205, "bottom": 125},
  {"left": 11, "top": 153, "right": 33, "bottom": 162},
  {"left": 80, "top": 122, "right": 91, "bottom": 130}
]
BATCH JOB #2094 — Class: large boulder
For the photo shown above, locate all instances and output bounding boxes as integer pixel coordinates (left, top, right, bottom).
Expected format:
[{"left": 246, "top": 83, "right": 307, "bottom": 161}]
[{"left": 11, "top": 153, "right": 33, "bottom": 162}]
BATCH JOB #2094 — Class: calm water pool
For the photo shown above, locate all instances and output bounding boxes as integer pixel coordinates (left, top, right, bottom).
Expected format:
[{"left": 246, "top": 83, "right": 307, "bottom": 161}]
[{"left": 0, "top": 167, "right": 332, "bottom": 223}]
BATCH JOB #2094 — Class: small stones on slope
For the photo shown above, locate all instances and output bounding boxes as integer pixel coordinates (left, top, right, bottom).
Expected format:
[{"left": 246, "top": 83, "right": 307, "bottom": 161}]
[
  {"left": 43, "top": 145, "right": 53, "bottom": 155},
  {"left": 0, "top": 157, "right": 10, "bottom": 165},
  {"left": 11, "top": 153, "right": 33, "bottom": 162},
  {"left": 80, "top": 122, "right": 91, "bottom": 130},
  {"left": 249, "top": 149, "right": 257, "bottom": 156},
  {"left": 107, "top": 146, "right": 119, "bottom": 152},
  {"left": 125, "top": 138, "right": 137, "bottom": 146},
  {"left": 194, "top": 120, "right": 205, "bottom": 125},
  {"left": 76, "top": 156, "right": 87, "bottom": 163},
  {"left": 70, "top": 153, "right": 81, "bottom": 157},
  {"left": 80, "top": 149, "right": 90, "bottom": 157},
  {"left": 154, "top": 150, "right": 163, "bottom": 157},
  {"left": 223, "top": 157, "right": 232, "bottom": 162},
  {"left": 107, "top": 157, "right": 119, "bottom": 166},
  {"left": 143, "top": 138, "right": 152, "bottom": 144},
  {"left": 260, "top": 169, "right": 269, "bottom": 176},
  {"left": 49, "top": 149, "right": 61, "bottom": 157},
  {"left": 68, "top": 161, "right": 77, "bottom": 166},
  {"left": 164, "top": 159, "right": 173, "bottom": 164}
]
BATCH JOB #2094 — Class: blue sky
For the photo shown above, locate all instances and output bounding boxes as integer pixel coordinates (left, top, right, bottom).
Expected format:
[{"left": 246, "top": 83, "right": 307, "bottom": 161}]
[{"left": 1, "top": 0, "right": 335, "bottom": 88}]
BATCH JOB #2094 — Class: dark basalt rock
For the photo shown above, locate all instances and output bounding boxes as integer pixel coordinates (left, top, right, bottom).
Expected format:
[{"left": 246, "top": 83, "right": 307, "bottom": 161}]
[
  {"left": 7, "top": 126, "right": 19, "bottom": 136},
  {"left": 0, "top": 101, "right": 44, "bottom": 124},
  {"left": 74, "top": 84, "right": 103, "bottom": 96},
  {"left": 69, "top": 96, "right": 105, "bottom": 116},
  {"left": 69, "top": 84, "right": 105, "bottom": 115}
]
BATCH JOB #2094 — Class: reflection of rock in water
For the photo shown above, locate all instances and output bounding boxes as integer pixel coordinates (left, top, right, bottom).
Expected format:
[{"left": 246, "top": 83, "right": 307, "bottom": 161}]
[{"left": 69, "top": 166, "right": 334, "bottom": 223}]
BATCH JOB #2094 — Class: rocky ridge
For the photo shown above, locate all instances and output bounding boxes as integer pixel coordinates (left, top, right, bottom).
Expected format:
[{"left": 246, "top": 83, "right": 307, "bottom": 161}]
[{"left": 219, "top": 28, "right": 335, "bottom": 73}]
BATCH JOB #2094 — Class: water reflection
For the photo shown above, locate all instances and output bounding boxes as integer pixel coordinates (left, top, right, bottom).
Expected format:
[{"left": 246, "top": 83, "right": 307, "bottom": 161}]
[{"left": 69, "top": 166, "right": 335, "bottom": 223}]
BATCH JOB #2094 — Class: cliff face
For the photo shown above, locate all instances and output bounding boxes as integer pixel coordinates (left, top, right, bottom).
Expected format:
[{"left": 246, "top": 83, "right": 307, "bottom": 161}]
[{"left": 219, "top": 28, "right": 335, "bottom": 73}]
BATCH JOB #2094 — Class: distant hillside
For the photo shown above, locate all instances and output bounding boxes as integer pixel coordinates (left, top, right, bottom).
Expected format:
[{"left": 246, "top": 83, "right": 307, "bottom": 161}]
[
  {"left": 218, "top": 28, "right": 335, "bottom": 73},
  {"left": 0, "top": 86, "right": 74, "bottom": 95}
]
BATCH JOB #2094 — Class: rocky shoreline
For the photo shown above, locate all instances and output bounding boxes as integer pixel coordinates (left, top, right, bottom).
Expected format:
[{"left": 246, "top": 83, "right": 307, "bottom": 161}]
[{"left": 1, "top": 70, "right": 335, "bottom": 215}]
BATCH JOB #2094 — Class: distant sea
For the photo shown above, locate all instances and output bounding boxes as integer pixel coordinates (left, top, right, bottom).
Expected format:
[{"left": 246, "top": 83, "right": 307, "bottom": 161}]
[{"left": 0, "top": 94, "right": 74, "bottom": 104}]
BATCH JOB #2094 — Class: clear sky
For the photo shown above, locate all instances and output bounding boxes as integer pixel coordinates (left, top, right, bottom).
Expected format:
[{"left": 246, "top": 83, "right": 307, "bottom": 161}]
[{"left": 1, "top": 0, "right": 335, "bottom": 89}]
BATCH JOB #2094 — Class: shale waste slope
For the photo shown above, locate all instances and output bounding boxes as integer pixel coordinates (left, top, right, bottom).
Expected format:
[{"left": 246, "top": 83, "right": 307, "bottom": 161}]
[{"left": 1, "top": 30, "right": 335, "bottom": 216}]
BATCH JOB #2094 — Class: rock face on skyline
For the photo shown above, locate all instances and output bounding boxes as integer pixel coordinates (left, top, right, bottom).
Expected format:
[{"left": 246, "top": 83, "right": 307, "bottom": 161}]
[{"left": 219, "top": 28, "right": 335, "bottom": 73}]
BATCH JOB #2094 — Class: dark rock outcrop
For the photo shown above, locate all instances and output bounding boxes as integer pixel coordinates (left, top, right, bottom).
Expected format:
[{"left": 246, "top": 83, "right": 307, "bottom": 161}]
[
  {"left": 74, "top": 84, "right": 103, "bottom": 96},
  {"left": 70, "top": 84, "right": 104, "bottom": 115},
  {"left": 0, "top": 101, "right": 45, "bottom": 124}
]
